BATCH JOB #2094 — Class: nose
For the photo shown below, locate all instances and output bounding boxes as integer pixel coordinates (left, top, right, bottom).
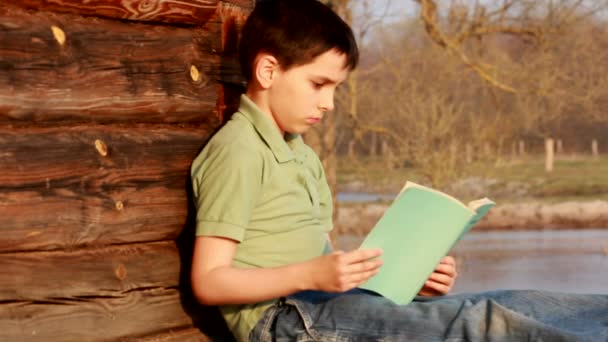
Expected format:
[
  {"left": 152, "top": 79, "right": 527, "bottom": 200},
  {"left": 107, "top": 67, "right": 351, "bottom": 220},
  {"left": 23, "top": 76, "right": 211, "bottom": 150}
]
[{"left": 319, "top": 88, "right": 335, "bottom": 112}]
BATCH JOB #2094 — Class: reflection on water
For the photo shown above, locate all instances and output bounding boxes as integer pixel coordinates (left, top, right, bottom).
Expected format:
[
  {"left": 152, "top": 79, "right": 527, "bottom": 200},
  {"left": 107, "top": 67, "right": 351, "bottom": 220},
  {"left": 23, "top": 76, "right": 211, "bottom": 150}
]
[
  {"left": 336, "top": 229, "right": 608, "bottom": 295},
  {"left": 337, "top": 192, "right": 396, "bottom": 203}
]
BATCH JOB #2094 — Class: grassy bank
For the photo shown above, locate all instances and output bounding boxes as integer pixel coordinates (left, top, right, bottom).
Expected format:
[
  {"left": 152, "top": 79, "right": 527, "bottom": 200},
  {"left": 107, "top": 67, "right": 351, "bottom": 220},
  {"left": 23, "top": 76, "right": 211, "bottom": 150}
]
[
  {"left": 336, "top": 154, "right": 608, "bottom": 233},
  {"left": 337, "top": 154, "right": 608, "bottom": 204}
]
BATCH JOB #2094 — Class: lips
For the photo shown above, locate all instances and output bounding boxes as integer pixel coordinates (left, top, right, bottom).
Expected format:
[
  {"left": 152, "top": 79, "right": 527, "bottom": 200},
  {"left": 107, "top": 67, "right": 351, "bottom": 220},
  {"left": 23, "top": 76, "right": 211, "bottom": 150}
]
[{"left": 307, "top": 117, "right": 321, "bottom": 124}]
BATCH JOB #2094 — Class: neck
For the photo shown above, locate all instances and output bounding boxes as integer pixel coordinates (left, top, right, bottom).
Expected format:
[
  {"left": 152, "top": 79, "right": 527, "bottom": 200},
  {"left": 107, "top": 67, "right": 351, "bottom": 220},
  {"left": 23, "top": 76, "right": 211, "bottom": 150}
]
[{"left": 245, "top": 86, "right": 284, "bottom": 136}]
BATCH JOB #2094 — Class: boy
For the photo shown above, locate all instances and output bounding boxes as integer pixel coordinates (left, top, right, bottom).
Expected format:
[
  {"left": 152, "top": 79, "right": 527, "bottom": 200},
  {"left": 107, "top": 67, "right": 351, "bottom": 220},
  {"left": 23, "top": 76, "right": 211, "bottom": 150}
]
[{"left": 191, "top": 1, "right": 608, "bottom": 341}]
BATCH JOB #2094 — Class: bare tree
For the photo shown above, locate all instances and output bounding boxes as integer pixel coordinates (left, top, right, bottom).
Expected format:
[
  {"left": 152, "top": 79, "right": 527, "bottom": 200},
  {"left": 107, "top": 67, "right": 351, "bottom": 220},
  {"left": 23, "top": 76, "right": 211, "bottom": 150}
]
[
  {"left": 412, "top": 0, "right": 608, "bottom": 171},
  {"left": 313, "top": 0, "right": 608, "bottom": 196}
]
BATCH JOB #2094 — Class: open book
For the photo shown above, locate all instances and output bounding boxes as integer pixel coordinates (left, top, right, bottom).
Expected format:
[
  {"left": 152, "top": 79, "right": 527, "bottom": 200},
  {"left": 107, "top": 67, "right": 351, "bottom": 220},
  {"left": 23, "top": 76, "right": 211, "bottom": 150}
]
[{"left": 358, "top": 181, "right": 495, "bottom": 305}]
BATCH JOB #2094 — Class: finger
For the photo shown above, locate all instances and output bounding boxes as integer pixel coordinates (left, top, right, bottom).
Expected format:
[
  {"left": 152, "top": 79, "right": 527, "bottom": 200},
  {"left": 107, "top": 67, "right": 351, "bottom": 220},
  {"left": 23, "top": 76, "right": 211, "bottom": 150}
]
[
  {"left": 345, "top": 258, "right": 383, "bottom": 274},
  {"left": 440, "top": 256, "right": 456, "bottom": 266},
  {"left": 334, "top": 270, "right": 379, "bottom": 293},
  {"left": 418, "top": 287, "right": 442, "bottom": 297},
  {"left": 424, "top": 280, "right": 452, "bottom": 295},
  {"left": 434, "top": 263, "right": 457, "bottom": 277},
  {"left": 344, "top": 248, "right": 383, "bottom": 264},
  {"left": 348, "top": 267, "right": 381, "bottom": 286},
  {"left": 427, "top": 272, "right": 455, "bottom": 286}
]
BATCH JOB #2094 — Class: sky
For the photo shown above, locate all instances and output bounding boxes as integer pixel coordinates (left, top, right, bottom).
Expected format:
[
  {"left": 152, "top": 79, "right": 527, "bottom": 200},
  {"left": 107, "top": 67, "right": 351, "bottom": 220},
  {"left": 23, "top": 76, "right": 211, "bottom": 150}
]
[
  {"left": 363, "top": 0, "right": 417, "bottom": 23},
  {"left": 349, "top": 0, "right": 418, "bottom": 43}
]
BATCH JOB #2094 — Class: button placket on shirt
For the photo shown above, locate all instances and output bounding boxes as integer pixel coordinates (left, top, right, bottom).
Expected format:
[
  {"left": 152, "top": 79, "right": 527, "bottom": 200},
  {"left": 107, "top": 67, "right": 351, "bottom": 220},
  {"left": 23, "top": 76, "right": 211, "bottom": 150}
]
[{"left": 294, "top": 156, "right": 320, "bottom": 218}]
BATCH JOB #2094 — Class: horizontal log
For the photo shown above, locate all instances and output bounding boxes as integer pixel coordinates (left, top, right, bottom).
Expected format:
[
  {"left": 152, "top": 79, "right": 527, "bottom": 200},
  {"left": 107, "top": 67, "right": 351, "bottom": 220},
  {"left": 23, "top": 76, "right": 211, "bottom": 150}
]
[
  {"left": 128, "top": 328, "right": 211, "bottom": 342},
  {"left": 12, "top": 0, "right": 252, "bottom": 25},
  {"left": 222, "top": 0, "right": 254, "bottom": 8},
  {"left": 0, "top": 2, "right": 243, "bottom": 124},
  {"left": 0, "top": 288, "right": 204, "bottom": 342},
  {"left": 0, "top": 241, "right": 180, "bottom": 301},
  {"left": 14, "top": 0, "right": 220, "bottom": 26},
  {"left": 0, "top": 126, "right": 206, "bottom": 252}
]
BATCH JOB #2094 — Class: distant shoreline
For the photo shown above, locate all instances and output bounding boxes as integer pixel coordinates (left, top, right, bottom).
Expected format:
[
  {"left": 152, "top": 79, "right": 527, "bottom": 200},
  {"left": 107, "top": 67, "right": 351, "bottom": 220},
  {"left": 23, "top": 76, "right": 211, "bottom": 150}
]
[{"left": 335, "top": 200, "right": 608, "bottom": 235}]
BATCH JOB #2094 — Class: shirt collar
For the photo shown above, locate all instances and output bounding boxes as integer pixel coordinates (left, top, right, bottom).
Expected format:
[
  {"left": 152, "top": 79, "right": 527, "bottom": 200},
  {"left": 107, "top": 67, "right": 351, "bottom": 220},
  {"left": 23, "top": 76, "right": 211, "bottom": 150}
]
[{"left": 237, "top": 94, "right": 304, "bottom": 163}]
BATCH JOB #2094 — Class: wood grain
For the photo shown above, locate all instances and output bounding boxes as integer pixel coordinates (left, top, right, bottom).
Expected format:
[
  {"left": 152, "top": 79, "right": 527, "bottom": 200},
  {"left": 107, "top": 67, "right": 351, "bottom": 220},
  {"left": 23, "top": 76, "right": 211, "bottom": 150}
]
[
  {"left": 0, "top": 288, "right": 200, "bottom": 342},
  {"left": 0, "top": 1, "right": 252, "bottom": 341},
  {"left": 13, "top": 0, "right": 219, "bottom": 25},
  {"left": 11, "top": 0, "right": 252, "bottom": 25},
  {"left": 0, "top": 126, "right": 207, "bottom": 252},
  {"left": 125, "top": 328, "right": 211, "bottom": 342},
  {"left": 0, "top": 241, "right": 180, "bottom": 301},
  {"left": 0, "top": 2, "right": 243, "bottom": 124}
]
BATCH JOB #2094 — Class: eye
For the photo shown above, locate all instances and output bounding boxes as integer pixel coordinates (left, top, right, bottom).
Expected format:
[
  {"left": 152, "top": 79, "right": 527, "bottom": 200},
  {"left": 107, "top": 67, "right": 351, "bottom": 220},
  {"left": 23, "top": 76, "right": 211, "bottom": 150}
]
[{"left": 311, "top": 81, "right": 324, "bottom": 89}]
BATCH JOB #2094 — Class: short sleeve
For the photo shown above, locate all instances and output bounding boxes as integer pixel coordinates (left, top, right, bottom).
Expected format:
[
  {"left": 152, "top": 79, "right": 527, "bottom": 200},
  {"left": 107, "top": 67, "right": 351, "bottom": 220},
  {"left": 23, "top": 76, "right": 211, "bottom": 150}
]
[{"left": 191, "top": 141, "right": 263, "bottom": 242}]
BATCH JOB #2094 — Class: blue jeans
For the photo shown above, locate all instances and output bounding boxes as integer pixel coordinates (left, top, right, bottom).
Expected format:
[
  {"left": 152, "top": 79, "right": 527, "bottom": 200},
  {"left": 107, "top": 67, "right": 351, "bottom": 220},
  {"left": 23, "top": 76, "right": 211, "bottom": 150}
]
[{"left": 249, "top": 289, "right": 608, "bottom": 341}]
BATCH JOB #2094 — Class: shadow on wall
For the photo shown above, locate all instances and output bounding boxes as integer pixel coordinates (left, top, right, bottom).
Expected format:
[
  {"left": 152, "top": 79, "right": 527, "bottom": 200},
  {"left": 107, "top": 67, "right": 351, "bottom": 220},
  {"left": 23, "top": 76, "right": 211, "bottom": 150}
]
[
  {"left": 175, "top": 7, "right": 246, "bottom": 342},
  {"left": 176, "top": 178, "right": 237, "bottom": 342}
]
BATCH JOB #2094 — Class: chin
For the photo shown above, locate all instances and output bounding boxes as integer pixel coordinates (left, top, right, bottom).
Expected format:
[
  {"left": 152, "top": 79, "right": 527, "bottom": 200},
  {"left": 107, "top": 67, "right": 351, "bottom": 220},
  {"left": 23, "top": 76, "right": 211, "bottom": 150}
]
[{"left": 287, "top": 126, "right": 310, "bottom": 135}]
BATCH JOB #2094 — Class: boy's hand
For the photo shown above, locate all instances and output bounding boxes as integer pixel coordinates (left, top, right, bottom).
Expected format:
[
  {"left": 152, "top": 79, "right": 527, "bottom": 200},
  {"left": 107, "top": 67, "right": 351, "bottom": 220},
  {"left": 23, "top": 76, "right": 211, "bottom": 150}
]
[
  {"left": 307, "top": 249, "right": 383, "bottom": 293},
  {"left": 418, "top": 256, "right": 458, "bottom": 297}
]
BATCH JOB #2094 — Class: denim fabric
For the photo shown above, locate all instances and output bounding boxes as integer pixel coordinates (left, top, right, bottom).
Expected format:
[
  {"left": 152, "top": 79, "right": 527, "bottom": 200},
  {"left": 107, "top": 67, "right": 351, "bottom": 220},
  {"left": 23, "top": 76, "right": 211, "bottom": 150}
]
[{"left": 249, "top": 289, "right": 608, "bottom": 341}]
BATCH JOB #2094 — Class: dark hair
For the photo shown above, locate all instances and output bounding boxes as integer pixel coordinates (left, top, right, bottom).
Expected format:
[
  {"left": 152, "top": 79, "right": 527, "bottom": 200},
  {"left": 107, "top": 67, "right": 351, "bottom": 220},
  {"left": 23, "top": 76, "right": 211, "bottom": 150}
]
[{"left": 238, "top": 0, "right": 359, "bottom": 81}]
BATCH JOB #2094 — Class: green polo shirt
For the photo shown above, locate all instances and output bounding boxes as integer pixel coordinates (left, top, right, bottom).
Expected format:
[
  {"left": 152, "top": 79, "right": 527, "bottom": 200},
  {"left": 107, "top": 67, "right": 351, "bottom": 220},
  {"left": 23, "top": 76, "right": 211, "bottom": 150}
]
[{"left": 190, "top": 95, "right": 333, "bottom": 341}]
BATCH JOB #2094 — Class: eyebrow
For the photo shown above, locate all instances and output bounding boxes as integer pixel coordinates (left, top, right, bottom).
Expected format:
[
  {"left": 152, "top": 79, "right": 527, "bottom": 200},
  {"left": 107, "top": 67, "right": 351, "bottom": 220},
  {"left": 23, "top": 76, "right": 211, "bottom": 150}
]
[{"left": 311, "top": 76, "right": 343, "bottom": 85}]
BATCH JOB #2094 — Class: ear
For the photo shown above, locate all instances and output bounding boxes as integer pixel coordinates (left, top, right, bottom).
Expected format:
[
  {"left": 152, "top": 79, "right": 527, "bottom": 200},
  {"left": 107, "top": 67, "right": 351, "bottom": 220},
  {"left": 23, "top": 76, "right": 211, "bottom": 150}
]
[{"left": 253, "top": 53, "right": 280, "bottom": 89}]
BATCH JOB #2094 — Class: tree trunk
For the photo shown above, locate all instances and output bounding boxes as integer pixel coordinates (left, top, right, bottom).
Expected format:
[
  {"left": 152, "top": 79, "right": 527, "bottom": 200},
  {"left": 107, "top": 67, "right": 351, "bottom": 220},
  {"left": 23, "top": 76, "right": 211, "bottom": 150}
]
[
  {"left": 556, "top": 139, "right": 564, "bottom": 154},
  {"left": 483, "top": 142, "right": 491, "bottom": 158},
  {"left": 465, "top": 143, "right": 473, "bottom": 163}
]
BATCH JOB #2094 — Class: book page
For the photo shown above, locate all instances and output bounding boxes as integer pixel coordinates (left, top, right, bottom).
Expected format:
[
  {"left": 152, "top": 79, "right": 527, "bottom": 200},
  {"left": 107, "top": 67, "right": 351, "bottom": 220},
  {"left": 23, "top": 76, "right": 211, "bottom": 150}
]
[
  {"left": 467, "top": 198, "right": 495, "bottom": 212},
  {"left": 464, "top": 198, "right": 496, "bottom": 232},
  {"left": 399, "top": 181, "right": 474, "bottom": 214}
]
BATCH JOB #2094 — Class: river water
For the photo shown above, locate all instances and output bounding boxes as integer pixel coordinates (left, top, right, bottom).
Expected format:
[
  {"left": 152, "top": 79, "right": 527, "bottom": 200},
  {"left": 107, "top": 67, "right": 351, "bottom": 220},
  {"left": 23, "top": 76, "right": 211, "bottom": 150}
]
[
  {"left": 336, "top": 229, "right": 608, "bottom": 295},
  {"left": 337, "top": 192, "right": 397, "bottom": 203}
]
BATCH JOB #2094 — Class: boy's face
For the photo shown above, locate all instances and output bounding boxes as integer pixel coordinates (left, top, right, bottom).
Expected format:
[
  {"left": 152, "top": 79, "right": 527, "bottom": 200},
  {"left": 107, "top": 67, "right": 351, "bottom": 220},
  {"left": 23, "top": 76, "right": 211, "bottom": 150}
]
[{"left": 266, "top": 49, "right": 348, "bottom": 135}]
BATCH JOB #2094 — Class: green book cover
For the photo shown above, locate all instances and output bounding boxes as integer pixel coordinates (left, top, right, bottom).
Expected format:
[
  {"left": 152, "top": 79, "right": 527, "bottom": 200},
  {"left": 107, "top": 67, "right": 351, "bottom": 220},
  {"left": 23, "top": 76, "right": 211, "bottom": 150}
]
[{"left": 358, "top": 181, "right": 495, "bottom": 305}]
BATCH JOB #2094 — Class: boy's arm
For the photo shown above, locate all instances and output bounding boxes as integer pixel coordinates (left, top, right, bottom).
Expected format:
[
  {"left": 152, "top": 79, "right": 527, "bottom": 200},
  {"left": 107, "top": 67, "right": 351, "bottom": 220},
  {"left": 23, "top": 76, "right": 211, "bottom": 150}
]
[{"left": 191, "top": 235, "right": 383, "bottom": 305}]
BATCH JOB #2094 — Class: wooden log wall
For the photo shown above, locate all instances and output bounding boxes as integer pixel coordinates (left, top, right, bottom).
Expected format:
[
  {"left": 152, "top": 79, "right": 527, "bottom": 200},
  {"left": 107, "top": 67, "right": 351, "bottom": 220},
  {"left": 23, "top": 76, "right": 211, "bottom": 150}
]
[{"left": 0, "top": 1, "right": 252, "bottom": 341}]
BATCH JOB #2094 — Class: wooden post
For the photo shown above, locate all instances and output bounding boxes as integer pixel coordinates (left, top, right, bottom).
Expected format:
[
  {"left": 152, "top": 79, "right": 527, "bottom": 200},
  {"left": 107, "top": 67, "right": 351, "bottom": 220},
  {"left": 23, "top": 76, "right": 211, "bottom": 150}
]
[
  {"left": 381, "top": 140, "right": 389, "bottom": 155},
  {"left": 518, "top": 140, "right": 526, "bottom": 156},
  {"left": 556, "top": 139, "right": 563, "bottom": 154},
  {"left": 369, "top": 132, "right": 377, "bottom": 158},
  {"left": 545, "top": 138, "right": 554, "bottom": 173},
  {"left": 483, "top": 142, "right": 491, "bottom": 158},
  {"left": 496, "top": 139, "right": 505, "bottom": 161},
  {"left": 348, "top": 140, "right": 356, "bottom": 159},
  {"left": 592, "top": 139, "right": 599, "bottom": 159},
  {"left": 449, "top": 141, "right": 458, "bottom": 166},
  {"left": 511, "top": 141, "right": 517, "bottom": 160},
  {"left": 382, "top": 140, "right": 393, "bottom": 168}
]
